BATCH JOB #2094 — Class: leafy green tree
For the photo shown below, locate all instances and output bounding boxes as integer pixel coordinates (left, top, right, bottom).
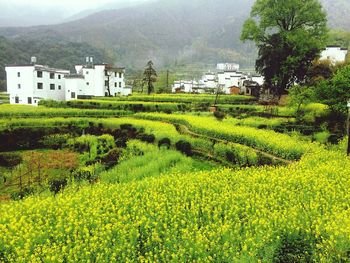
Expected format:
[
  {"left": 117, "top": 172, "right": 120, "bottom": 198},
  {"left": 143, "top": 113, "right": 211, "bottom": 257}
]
[
  {"left": 287, "top": 85, "right": 315, "bottom": 114},
  {"left": 315, "top": 65, "right": 350, "bottom": 115},
  {"left": 143, "top": 61, "right": 157, "bottom": 95},
  {"left": 241, "top": 0, "right": 328, "bottom": 98}
]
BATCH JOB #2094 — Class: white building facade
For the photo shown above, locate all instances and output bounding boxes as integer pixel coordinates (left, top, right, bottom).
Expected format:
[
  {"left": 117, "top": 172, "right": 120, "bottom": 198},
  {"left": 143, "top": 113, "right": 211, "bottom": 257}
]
[
  {"left": 65, "top": 62, "right": 131, "bottom": 101},
  {"left": 5, "top": 59, "right": 69, "bottom": 106},
  {"left": 320, "top": 46, "right": 348, "bottom": 64}
]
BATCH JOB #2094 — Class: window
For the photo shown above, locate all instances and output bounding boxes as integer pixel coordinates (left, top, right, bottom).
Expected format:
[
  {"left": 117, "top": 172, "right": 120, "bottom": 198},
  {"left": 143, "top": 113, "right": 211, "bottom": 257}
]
[
  {"left": 17, "top": 72, "right": 20, "bottom": 77},
  {"left": 114, "top": 82, "right": 117, "bottom": 87},
  {"left": 86, "top": 82, "right": 89, "bottom": 86},
  {"left": 58, "top": 75, "right": 61, "bottom": 80},
  {"left": 119, "top": 82, "right": 122, "bottom": 88},
  {"left": 15, "top": 97, "right": 19, "bottom": 104},
  {"left": 18, "top": 84, "right": 21, "bottom": 89},
  {"left": 37, "top": 83, "right": 43, "bottom": 89},
  {"left": 86, "top": 71, "right": 89, "bottom": 75},
  {"left": 34, "top": 100, "right": 37, "bottom": 103},
  {"left": 28, "top": 97, "right": 32, "bottom": 104},
  {"left": 115, "top": 72, "right": 117, "bottom": 77},
  {"left": 37, "top": 71, "right": 43, "bottom": 78},
  {"left": 119, "top": 72, "right": 122, "bottom": 78},
  {"left": 71, "top": 92, "right": 76, "bottom": 99},
  {"left": 105, "top": 80, "right": 109, "bottom": 87},
  {"left": 50, "top": 73, "right": 55, "bottom": 79},
  {"left": 50, "top": 84, "right": 55, "bottom": 90},
  {"left": 58, "top": 85, "right": 61, "bottom": 90}
]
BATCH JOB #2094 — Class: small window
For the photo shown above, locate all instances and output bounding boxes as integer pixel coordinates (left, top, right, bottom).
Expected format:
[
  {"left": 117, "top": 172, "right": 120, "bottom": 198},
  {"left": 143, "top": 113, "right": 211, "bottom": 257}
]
[
  {"left": 28, "top": 97, "right": 32, "bottom": 104},
  {"left": 105, "top": 80, "right": 109, "bottom": 87},
  {"left": 50, "top": 73, "right": 55, "bottom": 79},
  {"left": 34, "top": 100, "right": 37, "bottom": 103},
  {"left": 86, "top": 71, "right": 89, "bottom": 75},
  {"left": 115, "top": 72, "right": 118, "bottom": 77},
  {"left": 119, "top": 82, "right": 122, "bottom": 88},
  {"left": 58, "top": 75, "right": 61, "bottom": 80},
  {"left": 119, "top": 72, "right": 122, "bottom": 78},
  {"left": 18, "top": 84, "right": 21, "bottom": 89},
  {"left": 15, "top": 97, "right": 19, "bottom": 104},
  {"left": 114, "top": 82, "right": 117, "bottom": 87},
  {"left": 37, "top": 71, "right": 43, "bottom": 78},
  {"left": 86, "top": 82, "right": 89, "bottom": 86},
  {"left": 37, "top": 83, "right": 43, "bottom": 89},
  {"left": 17, "top": 72, "right": 20, "bottom": 77},
  {"left": 50, "top": 84, "right": 55, "bottom": 90},
  {"left": 58, "top": 85, "right": 61, "bottom": 90},
  {"left": 71, "top": 92, "right": 76, "bottom": 99}
]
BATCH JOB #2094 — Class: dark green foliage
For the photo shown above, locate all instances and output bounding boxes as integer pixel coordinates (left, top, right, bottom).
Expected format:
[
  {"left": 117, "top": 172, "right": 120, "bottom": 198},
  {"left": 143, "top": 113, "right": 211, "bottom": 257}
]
[
  {"left": 158, "top": 138, "right": 171, "bottom": 149},
  {"left": 175, "top": 140, "right": 192, "bottom": 156},
  {"left": 213, "top": 111, "right": 226, "bottom": 121},
  {"left": 49, "top": 179, "right": 68, "bottom": 195},
  {"left": 241, "top": 0, "right": 328, "bottom": 97},
  {"left": 143, "top": 61, "right": 157, "bottom": 95},
  {"left": 100, "top": 148, "right": 123, "bottom": 169},
  {"left": 273, "top": 231, "right": 317, "bottom": 263},
  {"left": 40, "top": 134, "right": 72, "bottom": 150},
  {"left": 0, "top": 153, "right": 22, "bottom": 168},
  {"left": 10, "top": 187, "right": 35, "bottom": 200},
  {"left": 315, "top": 65, "right": 350, "bottom": 115},
  {"left": 136, "top": 133, "right": 156, "bottom": 144}
]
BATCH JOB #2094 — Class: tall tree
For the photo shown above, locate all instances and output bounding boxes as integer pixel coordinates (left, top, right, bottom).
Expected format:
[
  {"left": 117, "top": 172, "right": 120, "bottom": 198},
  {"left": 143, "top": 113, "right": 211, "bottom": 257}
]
[
  {"left": 241, "top": 0, "right": 328, "bottom": 98},
  {"left": 143, "top": 61, "right": 157, "bottom": 95}
]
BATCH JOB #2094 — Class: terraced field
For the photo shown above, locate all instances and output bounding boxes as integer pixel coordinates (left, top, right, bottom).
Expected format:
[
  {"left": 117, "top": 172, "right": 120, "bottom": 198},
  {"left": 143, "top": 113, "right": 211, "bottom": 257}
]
[{"left": 0, "top": 94, "right": 348, "bottom": 262}]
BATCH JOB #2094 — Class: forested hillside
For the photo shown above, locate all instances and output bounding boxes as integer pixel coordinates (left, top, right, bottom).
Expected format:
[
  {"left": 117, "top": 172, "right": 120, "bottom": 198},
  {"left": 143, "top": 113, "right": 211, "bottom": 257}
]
[
  {"left": 0, "top": 0, "right": 349, "bottom": 73},
  {"left": 0, "top": 36, "right": 115, "bottom": 89}
]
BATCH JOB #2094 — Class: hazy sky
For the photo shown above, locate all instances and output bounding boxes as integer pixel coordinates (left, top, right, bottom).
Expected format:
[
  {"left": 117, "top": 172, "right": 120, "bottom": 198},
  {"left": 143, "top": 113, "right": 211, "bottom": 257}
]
[
  {"left": 0, "top": 0, "right": 147, "bottom": 9},
  {"left": 0, "top": 0, "right": 151, "bottom": 26}
]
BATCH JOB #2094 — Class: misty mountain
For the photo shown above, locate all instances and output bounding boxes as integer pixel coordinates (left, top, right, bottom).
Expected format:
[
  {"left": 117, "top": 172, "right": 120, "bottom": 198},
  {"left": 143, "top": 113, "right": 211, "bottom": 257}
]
[{"left": 0, "top": 0, "right": 349, "bottom": 70}]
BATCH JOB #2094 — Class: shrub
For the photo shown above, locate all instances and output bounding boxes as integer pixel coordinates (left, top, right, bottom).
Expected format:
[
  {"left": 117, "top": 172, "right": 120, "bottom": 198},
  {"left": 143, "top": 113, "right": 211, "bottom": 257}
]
[
  {"left": 158, "top": 138, "right": 171, "bottom": 149},
  {"left": 10, "top": 187, "right": 35, "bottom": 200},
  {"left": 40, "top": 134, "right": 72, "bottom": 150},
  {"left": 0, "top": 153, "right": 22, "bottom": 168},
  {"left": 49, "top": 179, "right": 68, "bottom": 195},
  {"left": 273, "top": 230, "right": 316, "bottom": 263},
  {"left": 175, "top": 140, "right": 193, "bottom": 156},
  {"left": 213, "top": 111, "right": 226, "bottom": 121},
  {"left": 100, "top": 148, "right": 123, "bottom": 169},
  {"left": 136, "top": 133, "right": 156, "bottom": 144}
]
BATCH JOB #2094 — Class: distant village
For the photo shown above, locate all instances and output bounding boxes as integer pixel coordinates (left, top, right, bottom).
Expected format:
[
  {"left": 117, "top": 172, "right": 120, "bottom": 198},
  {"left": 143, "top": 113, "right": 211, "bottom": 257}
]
[{"left": 4, "top": 46, "right": 348, "bottom": 106}]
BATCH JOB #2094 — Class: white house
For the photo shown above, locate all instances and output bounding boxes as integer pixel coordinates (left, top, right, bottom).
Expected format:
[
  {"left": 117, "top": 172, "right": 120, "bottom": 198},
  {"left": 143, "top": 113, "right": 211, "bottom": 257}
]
[
  {"left": 320, "top": 46, "right": 348, "bottom": 64},
  {"left": 66, "top": 59, "right": 131, "bottom": 100},
  {"left": 217, "top": 63, "right": 240, "bottom": 71},
  {"left": 5, "top": 57, "right": 69, "bottom": 105}
]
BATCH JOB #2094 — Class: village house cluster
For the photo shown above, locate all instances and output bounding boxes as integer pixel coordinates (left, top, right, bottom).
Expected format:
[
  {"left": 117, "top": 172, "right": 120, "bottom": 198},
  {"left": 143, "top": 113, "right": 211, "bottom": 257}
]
[
  {"left": 5, "top": 57, "right": 131, "bottom": 106},
  {"left": 4, "top": 45, "right": 348, "bottom": 106},
  {"left": 172, "top": 63, "right": 264, "bottom": 96},
  {"left": 172, "top": 46, "right": 348, "bottom": 96}
]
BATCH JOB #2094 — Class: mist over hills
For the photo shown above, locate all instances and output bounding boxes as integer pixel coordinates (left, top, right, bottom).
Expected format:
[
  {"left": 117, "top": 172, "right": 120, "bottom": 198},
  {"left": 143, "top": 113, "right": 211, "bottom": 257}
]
[{"left": 0, "top": 0, "right": 349, "bottom": 72}]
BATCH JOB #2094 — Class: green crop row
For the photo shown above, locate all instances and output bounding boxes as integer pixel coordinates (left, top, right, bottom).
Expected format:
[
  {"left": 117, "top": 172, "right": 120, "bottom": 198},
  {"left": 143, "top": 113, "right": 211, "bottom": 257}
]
[
  {"left": 94, "top": 93, "right": 256, "bottom": 104},
  {"left": 135, "top": 113, "right": 318, "bottom": 160},
  {"left": 40, "top": 99, "right": 190, "bottom": 113},
  {"left": 0, "top": 105, "right": 129, "bottom": 118}
]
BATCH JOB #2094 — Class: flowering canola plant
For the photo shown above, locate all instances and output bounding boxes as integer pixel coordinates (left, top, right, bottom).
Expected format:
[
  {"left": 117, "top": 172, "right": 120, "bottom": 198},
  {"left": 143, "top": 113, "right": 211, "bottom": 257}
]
[{"left": 0, "top": 147, "right": 349, "bottom": 262}]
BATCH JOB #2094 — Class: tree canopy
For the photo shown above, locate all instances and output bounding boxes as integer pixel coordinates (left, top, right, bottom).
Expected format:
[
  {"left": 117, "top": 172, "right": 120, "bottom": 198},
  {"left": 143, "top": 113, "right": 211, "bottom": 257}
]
[
  {"left": 241, "top": 0, "right": 328, "bottom": 97},
  {"left": 315, "top": 65, "right": 350, "bottom": 115},
  {"left": 143, "top": 61, "right": 157, "bottom": 95}
]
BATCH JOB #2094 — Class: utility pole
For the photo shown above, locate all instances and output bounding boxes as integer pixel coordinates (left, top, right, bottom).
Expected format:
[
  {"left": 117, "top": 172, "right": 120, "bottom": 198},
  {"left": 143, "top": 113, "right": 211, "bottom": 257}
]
[{"left": 347, "top": 100, "right": 350, "bottom": 155}]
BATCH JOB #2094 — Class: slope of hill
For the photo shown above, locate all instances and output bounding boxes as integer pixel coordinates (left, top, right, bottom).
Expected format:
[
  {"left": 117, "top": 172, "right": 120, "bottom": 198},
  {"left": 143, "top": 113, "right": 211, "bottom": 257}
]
[
  {"left": 0, "top": 0, "right": 349, "bottom": 70},
  {"left": 0, "top": 36, "right": 115, "bottom": 81}
]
